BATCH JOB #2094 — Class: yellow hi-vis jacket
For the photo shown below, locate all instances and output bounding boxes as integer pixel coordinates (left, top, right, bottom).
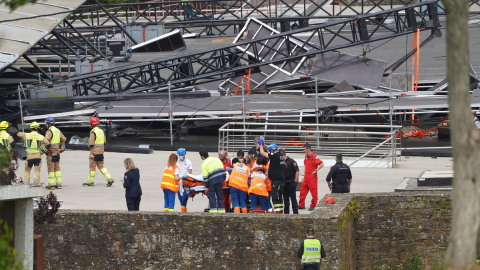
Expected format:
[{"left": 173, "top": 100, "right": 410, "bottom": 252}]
[
  {"left": 0, "top": 130, "right": 12, "bottom": 151},
  {"left": 201, "top": 157, "right": 226, "bottom": 188},
  {"left": 301, "top": 239, "right": 322, "bottom": 264},
  {"left": 90, "top": 126, "right": 105, "bottom": 146},
  {"left": 48, "top": 126, "right": 61, "bottom": 145},
  {"left": 25, "top": 131, "right": 46, "bottom": 154}
]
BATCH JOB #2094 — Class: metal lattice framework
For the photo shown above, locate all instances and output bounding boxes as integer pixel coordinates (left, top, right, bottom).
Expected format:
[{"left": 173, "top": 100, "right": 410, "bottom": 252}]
[
  {"left": 42, "top": 1, "right": 440, "bottom": 96},
  {"left": 66, "top": 0, "right": 477, "bottom": 25},
  {"left": 25, "top": 0, "right": 478, "bottom": 59}
]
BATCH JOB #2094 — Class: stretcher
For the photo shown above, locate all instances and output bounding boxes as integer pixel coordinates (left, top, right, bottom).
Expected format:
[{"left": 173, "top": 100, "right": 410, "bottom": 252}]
[{"left": 182, "top": 174, "right": 207, "bottom": 198}]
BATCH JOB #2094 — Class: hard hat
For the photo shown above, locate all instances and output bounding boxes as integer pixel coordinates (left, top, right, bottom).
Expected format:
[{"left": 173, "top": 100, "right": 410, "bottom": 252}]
[
  {"left": 177, "top": 148, "right": 186, "bottom": 155},
  {"left": 89, "top": 117, "right": 99, "bottom": 125},
  {"left": 325, "top": 197, "right": 336, "bottom": 205},
  {"left": 45, "top": 116, "right": 55, "bottom": 124},
  {"left": 29, "top": 121, "right": 40, "bottom": 130},
  {"left": 0, "top": 121, "right": 8, "bottom": 130},
  {"left": 267, "top": 144, "right": 278, "bottom": 152}
]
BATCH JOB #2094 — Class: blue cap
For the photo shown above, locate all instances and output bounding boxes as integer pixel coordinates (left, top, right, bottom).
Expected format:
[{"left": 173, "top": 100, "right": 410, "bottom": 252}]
[
  {"left": 177, "top": 148, "right": 186, "bottom": 155},
  {"left": 267, "top": 144, "right": 278, "bottom": 151},
  {"left": 45, "top": 116, "right": 55, "bottom": 124}
]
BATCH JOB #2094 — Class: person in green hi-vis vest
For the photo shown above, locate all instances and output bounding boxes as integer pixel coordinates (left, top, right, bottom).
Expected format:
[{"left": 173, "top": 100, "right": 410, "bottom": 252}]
[
  {"left": 297, "top": 229, "right": 326, "bottom": 270},
  {"left": 17, "top": 121, "right": 50, "bottom": 184},
  {"left": 83, "top": 117, "right": 114, "bottom": 187}
]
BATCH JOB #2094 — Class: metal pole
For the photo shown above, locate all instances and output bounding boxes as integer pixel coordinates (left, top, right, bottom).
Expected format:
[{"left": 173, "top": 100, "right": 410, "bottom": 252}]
[
  {"left": 168, "top": 82, "right": 173, "bottom": 146},
  {"left": 315, "top": 77, "right": 319, "bottom": 151},
  {"left": 389, "top": 74, "right": 393, "bottom": 132},
  {"left": 389, "top": 74, "right": 394, "bottom": 164},
  {"left": 59, "top": 60, "right": 62, "bottom": 76},
  {"left": 18, "top": 83, "right": 25, "bottom": 133},
  {"left": 242, "top": 77, "right": 246, "bottom": 149}
]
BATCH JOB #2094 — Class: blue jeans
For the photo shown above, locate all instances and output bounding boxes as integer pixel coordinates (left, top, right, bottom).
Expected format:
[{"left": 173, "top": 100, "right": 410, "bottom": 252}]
[
  {"left": 250, "top": 193, "right": 268, "bottom": 210},
  {"left": 163, "top": 189, "right": 175, "bottom": 211},
  {"left": 230, "top": 187, "right": 247, "bottom": 209},
  {"left": 207, "top": 182, "right": 224, "bottom": 212},
  {"left": 178, "top": 190, "right": 188, "bottom": 210},
  {"left": 267, "top": 191, "right": 272, "bottom": 210}
]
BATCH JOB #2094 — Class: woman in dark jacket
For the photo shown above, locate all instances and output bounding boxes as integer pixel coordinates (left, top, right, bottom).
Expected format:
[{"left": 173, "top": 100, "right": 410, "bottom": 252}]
[{"left": 122, "top": 158, "right": 142, "bottom": 211}]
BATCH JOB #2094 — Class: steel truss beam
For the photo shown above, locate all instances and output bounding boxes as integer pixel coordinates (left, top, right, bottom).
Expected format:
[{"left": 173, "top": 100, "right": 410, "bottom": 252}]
[
  {"left": 27, "top": 0, "right": 476, "bottom": 58},
  {"left": 66, "top": 0, "right": 476, "bottom": 27},
  {"left": 22, "top": 0, "right": 480, "bottom": 59},
  {"left": 43, "top": 2, "right": 440, "bottom": 96}
]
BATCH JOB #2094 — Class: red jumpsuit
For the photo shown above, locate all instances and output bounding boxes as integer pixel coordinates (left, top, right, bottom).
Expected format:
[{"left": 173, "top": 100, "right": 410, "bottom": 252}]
[
  {"left": 299, "top": 153, "right": 323, "bottom": 208},
  {"left": 221, "top": 158, "right": 232, "bottom": 211}
]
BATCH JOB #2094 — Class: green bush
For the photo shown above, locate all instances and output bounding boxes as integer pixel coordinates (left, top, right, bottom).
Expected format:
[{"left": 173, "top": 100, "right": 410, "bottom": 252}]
[
  {"left": 0, "top": 219, "right": 23, "bottom": 270},
  {"left": 0, "top": 148, "right": 22, "bottom": 186}
]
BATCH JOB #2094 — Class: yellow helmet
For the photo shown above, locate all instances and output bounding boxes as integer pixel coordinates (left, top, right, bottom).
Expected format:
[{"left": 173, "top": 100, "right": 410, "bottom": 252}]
[
  {"left": 29, "top": 121, "right": 40, "bottom": 129},
  {"left": 0, "top": 121, "right": 8, "bottom": 130}
]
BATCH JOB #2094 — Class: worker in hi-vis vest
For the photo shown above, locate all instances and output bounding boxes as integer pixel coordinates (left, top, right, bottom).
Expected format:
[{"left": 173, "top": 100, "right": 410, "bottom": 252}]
[
  {"left": 17, "top": 121, "right": 50, "bottom": 184},
  {"left": 297, "top": 228, "right": 326, "bottom": 270},
  {"left": 83, "top": 117, "right": 114, "bottom": 187},
  {"left": 44, "top": 116, "right": 67, "bottom": 190},
  {"left": 0, "top": 121, "right": 14, "bottom": 151}
]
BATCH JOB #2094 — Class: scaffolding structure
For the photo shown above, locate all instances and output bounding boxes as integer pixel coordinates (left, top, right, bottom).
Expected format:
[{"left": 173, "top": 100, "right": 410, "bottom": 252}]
[{"left": 218, "top": 122, "right": 401, "bottom": 167}]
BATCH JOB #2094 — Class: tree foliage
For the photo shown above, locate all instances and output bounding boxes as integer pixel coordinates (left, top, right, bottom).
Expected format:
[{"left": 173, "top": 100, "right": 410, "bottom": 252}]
[
  {"left": 0, "top": 148, "right": 22, "bottom": 186},
  {"left": 0, "top": 220, "right": 23, "bottom": 270},
  {"left": 34, "top": 192, "right": 61, "bottom": 235},
  {"left": 0, "top": 0, "right": 36, "bottom": 11},
  {"left": 1, "top": 0, "right": 127, "bottom": 10}
]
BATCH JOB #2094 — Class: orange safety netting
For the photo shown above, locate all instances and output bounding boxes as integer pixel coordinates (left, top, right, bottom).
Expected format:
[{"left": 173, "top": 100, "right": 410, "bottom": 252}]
[
  {"left": 284, "top": 138, "right": 304, "bottom": 146},
  {"left": 404, "top": 126, "right": 436, "bottom": 139},
  {"left": 384, "top": 119, "right": 449, "bottom": 139}
]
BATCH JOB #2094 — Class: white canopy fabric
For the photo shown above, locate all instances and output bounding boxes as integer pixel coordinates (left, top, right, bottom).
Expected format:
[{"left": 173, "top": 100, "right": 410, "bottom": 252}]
[{"left": 0, "top": 0, "right": 85, "bottom": 72}]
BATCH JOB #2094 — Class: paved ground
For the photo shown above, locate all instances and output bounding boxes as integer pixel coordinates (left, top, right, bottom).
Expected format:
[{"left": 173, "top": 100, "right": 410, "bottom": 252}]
[{"left": 16, "top": 148, "right": 452, "bottom": 214}]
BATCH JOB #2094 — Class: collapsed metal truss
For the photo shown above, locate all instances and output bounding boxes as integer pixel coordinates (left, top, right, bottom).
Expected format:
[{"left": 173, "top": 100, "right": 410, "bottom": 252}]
[
  {"left": 65, "top": 0, "right": 476, "bottom": 26},
  {"left": 24, "top": 0, "right": 478, "bottom": 60},
  {"left": 53, "top": 1, "right": 440, "bottom": 96}
]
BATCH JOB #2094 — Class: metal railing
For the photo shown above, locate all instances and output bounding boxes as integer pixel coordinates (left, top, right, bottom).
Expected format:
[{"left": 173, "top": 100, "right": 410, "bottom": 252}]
[{"left": 218, "top": 122, "right": 401, "bottom": 167}]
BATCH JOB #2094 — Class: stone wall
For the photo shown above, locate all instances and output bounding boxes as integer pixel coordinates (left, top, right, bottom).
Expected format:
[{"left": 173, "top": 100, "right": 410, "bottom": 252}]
[
  {"left": 41, "top": 192, "right": 454, "bottom": 270},
  {"left": 41, "top": 195, "right": 355, "bottom": 270},
  {"left": 354, "top": 192, "right": 451, "bottom": 269}
]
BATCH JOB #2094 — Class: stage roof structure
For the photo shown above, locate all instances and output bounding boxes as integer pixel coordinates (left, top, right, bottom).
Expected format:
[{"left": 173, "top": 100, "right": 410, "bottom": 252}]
[{"left": 0, "top": 0, "right": 85, "bottom": 73}]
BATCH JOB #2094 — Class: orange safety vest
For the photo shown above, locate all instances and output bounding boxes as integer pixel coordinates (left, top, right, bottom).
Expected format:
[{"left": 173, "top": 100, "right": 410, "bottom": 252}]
[
  {"left": 161, "top": 165, "right": 179, "bottom": 193},
  {"left": 265, "top": 163, "right": 271, "bottom": 191},
  {"left": 252, "top": 164, "right": 271, "bottom": 191},
  {"left": 229, "top": 163, "right": 250, "bottom": 192},
  {"left": 248, "top": 171, "right": 268, "bottom": 197}
]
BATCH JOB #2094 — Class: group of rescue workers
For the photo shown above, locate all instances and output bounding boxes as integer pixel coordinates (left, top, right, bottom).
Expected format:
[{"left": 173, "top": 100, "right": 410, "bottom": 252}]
[
  {"left": 160, "top": 136, "right": 353, "bottom": 215},
  {"left": 0, "top": 117, "right": 114, "bottom": 189},
  {"left": 1, "top": 117, "right": 352, "bottom": 270},
  {"left": 1, "top": 117, "right": 353, "bottom": 216}
]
